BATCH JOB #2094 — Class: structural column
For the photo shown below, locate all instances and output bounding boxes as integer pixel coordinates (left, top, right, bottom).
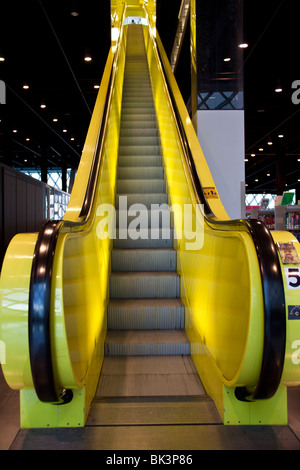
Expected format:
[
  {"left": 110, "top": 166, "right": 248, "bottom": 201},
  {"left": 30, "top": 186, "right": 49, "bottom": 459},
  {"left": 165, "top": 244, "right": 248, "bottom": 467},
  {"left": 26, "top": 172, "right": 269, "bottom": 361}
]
[{"left": 190, "top": 0, "right": 245, "bottom": 219}]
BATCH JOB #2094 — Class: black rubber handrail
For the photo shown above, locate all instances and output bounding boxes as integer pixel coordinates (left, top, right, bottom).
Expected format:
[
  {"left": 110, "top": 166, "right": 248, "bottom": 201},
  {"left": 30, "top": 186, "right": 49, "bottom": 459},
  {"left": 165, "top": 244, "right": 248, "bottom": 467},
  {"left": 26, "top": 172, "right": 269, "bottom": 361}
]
[
  {"left": 155, "top": 35, "right": 286, "bottom": 400},
  {"left": 28, "top": 7, "right": 126, "bottom": 404}
]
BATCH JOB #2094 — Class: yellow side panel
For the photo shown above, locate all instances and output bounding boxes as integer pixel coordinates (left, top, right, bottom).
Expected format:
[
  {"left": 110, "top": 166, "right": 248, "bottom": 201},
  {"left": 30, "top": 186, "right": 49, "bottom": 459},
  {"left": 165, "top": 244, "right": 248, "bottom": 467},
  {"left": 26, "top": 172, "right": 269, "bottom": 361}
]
[
  {"left": 142, "top": 15, "right": 289, "bottom": 424},
  {"left": 271, "top": 231, "right": 300, "bottom": 386},
  {"left": 0, "top": 233, "right": 37, "bottom": 390},
  {"left": 0, "top": 19, "right": 127, "bottom": 428},
  {"left": 143, "top": 23, "right": 264, "bottom": 390}
]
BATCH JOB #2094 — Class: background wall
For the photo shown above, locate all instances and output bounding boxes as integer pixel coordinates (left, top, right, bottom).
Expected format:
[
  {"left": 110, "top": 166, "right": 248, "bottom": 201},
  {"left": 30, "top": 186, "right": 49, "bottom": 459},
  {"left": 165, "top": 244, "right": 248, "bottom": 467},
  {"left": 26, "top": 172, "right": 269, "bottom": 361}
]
[{"left": 196, "top": 110, "right": 245, "bottom": 220}]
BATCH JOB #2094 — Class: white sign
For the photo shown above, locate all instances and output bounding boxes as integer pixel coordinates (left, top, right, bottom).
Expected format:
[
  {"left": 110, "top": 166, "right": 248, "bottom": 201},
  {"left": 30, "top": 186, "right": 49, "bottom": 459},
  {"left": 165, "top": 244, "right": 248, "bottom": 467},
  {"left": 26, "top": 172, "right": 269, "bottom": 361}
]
[{"left": 285, "top": 267, "right": 300, "bottom": 289}]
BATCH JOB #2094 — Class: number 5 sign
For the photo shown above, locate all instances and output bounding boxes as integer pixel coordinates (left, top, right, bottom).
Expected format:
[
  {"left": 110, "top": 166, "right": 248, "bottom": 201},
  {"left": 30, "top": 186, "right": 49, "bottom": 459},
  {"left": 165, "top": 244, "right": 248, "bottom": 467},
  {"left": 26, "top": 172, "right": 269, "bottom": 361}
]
[{"left": 285, "top": 267, "right": 300, "bottom": 289}]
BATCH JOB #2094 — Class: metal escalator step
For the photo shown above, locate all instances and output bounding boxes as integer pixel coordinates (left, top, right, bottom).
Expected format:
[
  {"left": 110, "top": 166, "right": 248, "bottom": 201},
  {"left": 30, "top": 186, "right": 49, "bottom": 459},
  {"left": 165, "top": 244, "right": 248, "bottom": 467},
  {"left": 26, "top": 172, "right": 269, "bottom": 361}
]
[
  {"left": 111, "top": 248, "right": 176, "bottom": 272},
  {"left": 113, "top": 229, "right": 173, "bottom": 249},
  {"left": 119, "top": 136, "right": 159, "bottom": 147},
  {"left": 110, "top": 271, "right": 179, "bottom": 299},
  {"left": 117, "top": 155, "right": 162, "bottom": 167},
  {"left": 121, "top": 120, "right": 158, "bottom": 130},
  {"left": 121, "top": 113, "right": 157, "bottom": 122},
  {"left": 117, "top": 167, "right": 164, "bottom": 180},
  {"left": 115, "top": 193, "right": 168, "bottom": 209},
  {"left": 104, "top": 330, "right": 190, "bottom": 356},
  {"left": 119, "top": 145, "right": 161, "bottom": 156},
  {"left": 107, "top": 298, "right": 184, "bottom": 330},
  {"left": 122, "top": 100, "right": 154, "bottom": 108},
  {"left": 88, "top": 396, "right": 219, "bottom": 425},
  {"left": 120, "top": 127, "right": 158, "bottom": 137},
  {"left": 122, "top": 93, "right": 152, "bottom": 100},
  {"left": 117, "top": 179, "right": 165, "bottom": 193},
  {"left": 116, "top": 208, "right": 170, "bottom": 229},
  {"left": 94, "top": 356, "right": 207, "bottom": 400}
]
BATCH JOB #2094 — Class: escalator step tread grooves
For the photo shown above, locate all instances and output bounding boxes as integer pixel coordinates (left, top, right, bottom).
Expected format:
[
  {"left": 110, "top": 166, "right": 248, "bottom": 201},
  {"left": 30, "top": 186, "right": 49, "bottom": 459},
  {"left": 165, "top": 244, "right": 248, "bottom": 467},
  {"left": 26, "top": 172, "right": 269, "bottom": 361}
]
[{"left": 98, "top": 24, "right": 204, "bottom": 399}]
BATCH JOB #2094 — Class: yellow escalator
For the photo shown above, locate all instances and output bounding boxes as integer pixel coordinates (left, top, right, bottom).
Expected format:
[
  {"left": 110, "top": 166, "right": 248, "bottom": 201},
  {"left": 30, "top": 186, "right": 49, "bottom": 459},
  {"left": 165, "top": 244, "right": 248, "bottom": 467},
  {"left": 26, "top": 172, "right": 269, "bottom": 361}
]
[{"left": 1, "top": 5, "right": 300, "bottom": 429}]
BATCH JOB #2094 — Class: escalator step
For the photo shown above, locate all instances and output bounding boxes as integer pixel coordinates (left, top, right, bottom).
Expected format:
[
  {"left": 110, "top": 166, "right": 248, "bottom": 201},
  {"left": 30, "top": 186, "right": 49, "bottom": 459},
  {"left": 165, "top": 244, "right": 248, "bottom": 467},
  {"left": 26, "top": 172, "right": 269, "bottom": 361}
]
[
  {"left": 117, "top": 166, "right": 164, "bottom": 180},
  {"left": 115, "top": 193, "right": 168, "bottom": 208},
  {"left": 118, "top": 155, "right": 162, "bottom": 167},
  {"left": 110, "top": 271, "right": 180, "bottom": 299},
  {"left": 107, "top": 298, "right": 184, "bottom": 330},
  {"left": 117, "top": 179, "right": 165, "bottom": 193},
  {"left": 113, "top": 229, "right": 173, "bottom": 249},
  {"left": 111, "top": 248, "right": 176, "bottom": 272},
  {"left": 105, "top": 330, "right": 190, "bottom": 356}
]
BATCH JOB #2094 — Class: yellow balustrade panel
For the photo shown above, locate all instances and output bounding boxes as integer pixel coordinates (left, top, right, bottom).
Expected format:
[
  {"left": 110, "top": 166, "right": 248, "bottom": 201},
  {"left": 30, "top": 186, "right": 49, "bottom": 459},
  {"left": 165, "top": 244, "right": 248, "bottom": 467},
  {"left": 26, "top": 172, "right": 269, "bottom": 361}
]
[
  {"left": 271, "top": 231, "right": 300, "bottom": 386},
  {"left": 142, "top": 22, "right": 264, "bottom": 391},
  {"left": 0, "top": 19, "right": 127, "bottom": 427}
]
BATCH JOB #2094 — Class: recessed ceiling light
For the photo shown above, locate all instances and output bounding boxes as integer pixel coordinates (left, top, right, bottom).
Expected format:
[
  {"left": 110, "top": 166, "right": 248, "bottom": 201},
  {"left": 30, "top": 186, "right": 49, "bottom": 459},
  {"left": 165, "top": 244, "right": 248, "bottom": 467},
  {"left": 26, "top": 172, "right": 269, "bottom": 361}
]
[
  {"left": 0, "top": 57, "right": 5, "bottom": 62},
  {"left": 71, "top": 11, "right": 79, "bottom": 16},
  {"left": 40, "top": 103, "right": 46, "bottom": 109},
  {"left": 259, "top": 148, "right": 263, "bottom": 151},
  {"left": 255, "top": 179, "right": 259, "bottom": 182},
  {"left": 244, "top": 158, "right": 248, "bottom": 162},
  {"left": 267, "top": 173, "right": 270, "bottom": 176},
  {"left": 70, "top": 137, "right": 75, "bottom": 141},
  {"left": 94, "top": 84, "right": 100, "bottom": 89},
  {"left": 26, "top": 138, "right": 30, "bottom": 141},
  {"left": 63, "top": 129, "right": 67, "bottom": 133},
  {"left": 251, "top": 153, "right": 255, "bottom": 157},
  {"left": 13, "top": 129, "right": 17, "bottom": 133},
  {"left": 278, "top": 134, "right": 284, "bottom": 138},
  {"left": 267, "top": 141, "right": 273, "bottom": 145},
  {"left": 23, "top": 84, "right": 29, "bottom": 90},
  {"left": 84, "top": 55, "right": 92, "bottom": 62},
  {"left": 224, "top": 58, "right": 231, "bottom": 62},
  {"left": 53, "top": 118, "right": 58, "bottom": 122},
  {"left": 239, "top": 43, "right": 248, "bottom": 48},
  {"left": 275, "top": 87, "right": 283, "bottom": 93}
]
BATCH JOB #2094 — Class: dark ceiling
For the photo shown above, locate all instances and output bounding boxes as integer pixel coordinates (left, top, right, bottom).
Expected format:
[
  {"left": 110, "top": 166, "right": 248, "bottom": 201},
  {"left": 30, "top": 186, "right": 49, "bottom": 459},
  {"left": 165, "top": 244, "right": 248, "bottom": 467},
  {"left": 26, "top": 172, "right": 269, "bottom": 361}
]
[{"left": 0, "top": 0, "right": 299, "bottom": 197}]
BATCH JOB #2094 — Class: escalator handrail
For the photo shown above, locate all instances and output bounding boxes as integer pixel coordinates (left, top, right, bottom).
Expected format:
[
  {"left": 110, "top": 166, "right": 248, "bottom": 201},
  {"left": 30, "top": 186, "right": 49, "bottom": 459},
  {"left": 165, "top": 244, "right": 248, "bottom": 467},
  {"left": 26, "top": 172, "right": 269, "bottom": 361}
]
[
  {"left": 154, "top": 30, "right": 286, "bottom": 400},
  {"left": 28, "top": 7, "right": 126, "bottom": 404}
]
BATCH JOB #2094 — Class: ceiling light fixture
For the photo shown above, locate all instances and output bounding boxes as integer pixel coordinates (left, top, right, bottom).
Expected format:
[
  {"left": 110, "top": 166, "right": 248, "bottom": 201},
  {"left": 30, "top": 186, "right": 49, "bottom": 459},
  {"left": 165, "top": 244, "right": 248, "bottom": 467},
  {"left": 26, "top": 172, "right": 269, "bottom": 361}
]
[
  {"left": 275, "top": 79, "right": 283, "bottom": 93},
  {"left": 259, "top": 148, "right": 263, "bottom": 151},
  {"left": 224, "top": 58, "right": 231, "bottom": 62},
  {"left": 63, "top": 129, "right": 67, "bottom": 133},
  {"left": 267, "top": 141, "right": 273, "bottom": 145},
  {"left": 23, "top": 84, "right": 29, "bottom": 90},
  {"left": 278, "top": 134, "right": 284, "bottom": 138},
  {"left": 53, "top": 118, "right": 58, "bottom": 122},
  {"left": 84, "top": 55, "right": 92, "bottom": 62},
  {"left": 239, "top": 43, "right": 248, "bottom": 49},
  {"left": 0, "top": 56, "right": 5, "bottom": 62},
  {"left": 40, "top": 103, "right": 46, "bottom": 109},
  {"left": 251, "top": 153, "right": 255, "bottom": 157}
]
